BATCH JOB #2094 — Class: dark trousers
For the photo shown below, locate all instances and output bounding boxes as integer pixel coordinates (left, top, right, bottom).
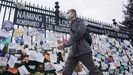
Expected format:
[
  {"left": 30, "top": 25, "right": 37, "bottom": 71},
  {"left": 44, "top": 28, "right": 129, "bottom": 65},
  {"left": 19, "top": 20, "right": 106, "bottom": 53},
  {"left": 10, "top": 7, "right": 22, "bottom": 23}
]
[{"left": 63, "top": 53, "right": 103, "bottom": 75}]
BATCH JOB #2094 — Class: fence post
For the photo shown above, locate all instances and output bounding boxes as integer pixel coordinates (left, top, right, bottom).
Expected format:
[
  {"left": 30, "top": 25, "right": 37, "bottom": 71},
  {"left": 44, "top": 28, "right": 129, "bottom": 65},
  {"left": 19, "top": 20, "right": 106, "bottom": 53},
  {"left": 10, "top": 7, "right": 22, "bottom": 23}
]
[{"left": 55, "top": 1, "right": 59, "bottom": 31}]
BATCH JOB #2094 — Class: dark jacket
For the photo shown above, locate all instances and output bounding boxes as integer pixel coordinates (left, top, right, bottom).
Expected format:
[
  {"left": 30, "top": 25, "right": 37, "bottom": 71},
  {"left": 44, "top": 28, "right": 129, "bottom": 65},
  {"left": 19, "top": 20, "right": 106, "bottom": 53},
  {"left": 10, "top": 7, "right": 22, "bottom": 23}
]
[{"left": 64, "top": 18, "right": 92, "bottom": 57}]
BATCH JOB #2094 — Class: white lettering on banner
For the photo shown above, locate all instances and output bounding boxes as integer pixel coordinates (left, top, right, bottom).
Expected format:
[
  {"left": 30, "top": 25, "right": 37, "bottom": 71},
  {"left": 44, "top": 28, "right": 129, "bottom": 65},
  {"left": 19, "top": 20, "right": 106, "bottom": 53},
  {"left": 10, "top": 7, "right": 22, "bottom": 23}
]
[
  {"left": 15, "top": 9, "right": 71, "bottom": 33},
  {"left": 45, "top": 16, "right": 55, "bottom": 25},
  {"left": 46, "top": 24, "right": 53, "bottom": 30},
  {"left": 54, "top": 26, "right": 70, "bottom": 33},
  {"left": 89, "top": 27, "right": 104, "bottom": 34},
  {"left": 16, "top": 19, "right": 40, "bottom": 27},
  {"left": 45, "top": 16, "right": 70, "bottom": 33},
  {"left": 41, "top": 23, "right": 45, "bottom": 28},
  {"left": 117, "top": 33, "right": 125, "bottom": 38},
  {"left": 45, "top": 16, "right": 70, "bottom": 27},
  {"left": 59, "top": 19, "right": 69, "bottom": 27},
  {"left": 17, "top": 11, "right": 42, "bottom": 22},
  {"left": 106, "top": 30, "right": 117, "bottom": 36},
  {"left": 89, "top": 27, "right": 128, "bottom": 38}
]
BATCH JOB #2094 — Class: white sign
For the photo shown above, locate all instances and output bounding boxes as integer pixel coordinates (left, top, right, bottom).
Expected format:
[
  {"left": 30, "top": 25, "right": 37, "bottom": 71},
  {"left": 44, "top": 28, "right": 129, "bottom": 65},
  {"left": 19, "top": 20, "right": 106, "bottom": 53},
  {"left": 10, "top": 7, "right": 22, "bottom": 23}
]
[
  {"left": 18, "top": 65, "right": 29, "bottom": 75},
  {"left": 8, "top": 55, "right": 18, "bottom": 68}
]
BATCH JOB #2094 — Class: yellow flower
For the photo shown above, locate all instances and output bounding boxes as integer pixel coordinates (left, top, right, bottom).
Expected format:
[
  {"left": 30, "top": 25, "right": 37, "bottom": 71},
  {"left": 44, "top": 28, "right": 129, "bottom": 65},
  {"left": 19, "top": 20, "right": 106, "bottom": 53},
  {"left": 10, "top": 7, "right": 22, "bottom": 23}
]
[{"left": 14, "top": 29, "right": 23, "bottom": 37}]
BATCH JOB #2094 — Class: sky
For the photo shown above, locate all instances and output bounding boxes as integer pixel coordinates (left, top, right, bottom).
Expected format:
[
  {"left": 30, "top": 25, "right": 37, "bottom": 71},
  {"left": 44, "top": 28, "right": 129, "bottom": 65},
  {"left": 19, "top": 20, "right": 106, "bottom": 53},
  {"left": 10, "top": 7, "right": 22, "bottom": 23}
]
[{"left": 19, "top": 0, "right": 127, "bottom": 24}]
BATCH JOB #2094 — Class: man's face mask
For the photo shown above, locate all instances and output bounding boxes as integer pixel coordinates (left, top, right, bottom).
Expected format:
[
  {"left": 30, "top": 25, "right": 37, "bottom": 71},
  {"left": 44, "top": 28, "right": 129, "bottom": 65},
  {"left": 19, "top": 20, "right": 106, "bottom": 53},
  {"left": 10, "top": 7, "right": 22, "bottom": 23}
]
[{"left": 65, "top": 11, "right": 75, "bottom": 20}]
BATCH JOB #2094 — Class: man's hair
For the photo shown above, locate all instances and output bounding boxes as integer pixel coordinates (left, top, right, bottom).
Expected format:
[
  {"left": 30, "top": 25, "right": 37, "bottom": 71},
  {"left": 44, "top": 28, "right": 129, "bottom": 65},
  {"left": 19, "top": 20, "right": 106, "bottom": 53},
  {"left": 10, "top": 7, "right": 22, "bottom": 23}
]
[{"left": 69, "top": 9, "right": 77, "bottom": 17}]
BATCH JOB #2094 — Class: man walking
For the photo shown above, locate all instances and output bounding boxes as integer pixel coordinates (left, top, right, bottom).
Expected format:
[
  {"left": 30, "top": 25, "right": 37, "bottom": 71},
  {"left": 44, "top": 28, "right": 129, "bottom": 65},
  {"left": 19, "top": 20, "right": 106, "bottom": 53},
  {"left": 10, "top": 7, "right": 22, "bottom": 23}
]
[{"left": 57, "top": 9, "right": 103, "bottom": 75}]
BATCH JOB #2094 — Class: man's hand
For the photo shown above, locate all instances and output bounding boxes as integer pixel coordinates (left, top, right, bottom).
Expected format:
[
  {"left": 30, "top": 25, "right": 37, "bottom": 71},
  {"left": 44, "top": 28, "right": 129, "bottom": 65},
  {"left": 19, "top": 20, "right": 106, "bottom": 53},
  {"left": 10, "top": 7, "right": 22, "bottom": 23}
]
[{"left": 57, "top": 43, "right": 64, "bottom": 50}]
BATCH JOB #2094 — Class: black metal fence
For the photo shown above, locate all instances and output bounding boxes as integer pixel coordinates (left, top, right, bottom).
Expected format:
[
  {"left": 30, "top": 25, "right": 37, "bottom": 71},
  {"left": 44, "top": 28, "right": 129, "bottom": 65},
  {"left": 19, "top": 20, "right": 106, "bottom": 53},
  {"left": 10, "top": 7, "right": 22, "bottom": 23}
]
[{"left": 0, "top": 0, "right": 130, "bottom": 44}]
